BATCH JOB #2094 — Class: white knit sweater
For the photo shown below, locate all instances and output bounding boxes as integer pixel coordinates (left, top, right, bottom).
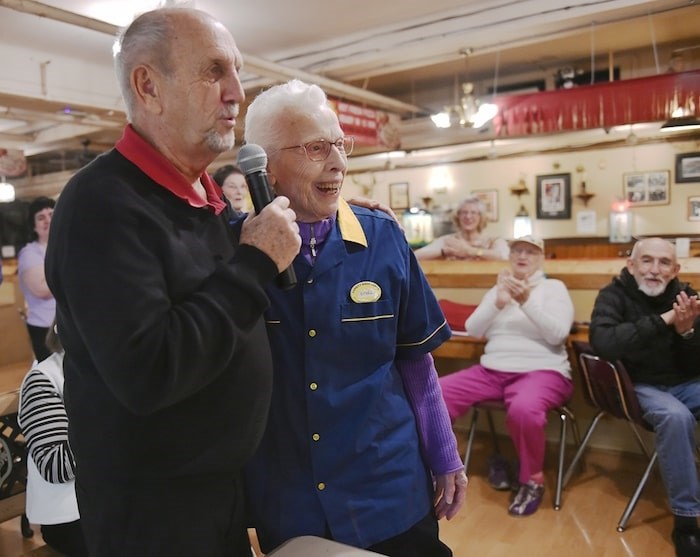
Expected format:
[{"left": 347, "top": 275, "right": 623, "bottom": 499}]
[{"left": 465, "top": 270, "right": 574, "bottom": 379}]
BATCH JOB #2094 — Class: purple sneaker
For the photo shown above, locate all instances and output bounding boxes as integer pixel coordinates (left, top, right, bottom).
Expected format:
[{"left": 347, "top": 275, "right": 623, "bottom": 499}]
[
  {"left": 508, "top": 480, "right": 544, "bottom": 516},
  {"left": 487, "top": 455, "right": 511, "bottom": 491}
]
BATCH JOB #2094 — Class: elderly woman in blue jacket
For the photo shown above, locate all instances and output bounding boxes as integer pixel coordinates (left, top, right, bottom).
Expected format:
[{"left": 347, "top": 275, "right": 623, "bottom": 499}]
[{"left": 242, "top": 79, "right": 467, "bottom": 557}]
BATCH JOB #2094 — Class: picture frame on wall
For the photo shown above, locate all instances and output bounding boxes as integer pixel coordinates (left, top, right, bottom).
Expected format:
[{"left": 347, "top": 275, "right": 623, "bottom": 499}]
[
  {"left": 389, "top": 182, "right": 409, "bottom": 211},
  {"left": 623, "top": 170, "right": 670, "bottom": 207},
  {"left": 471, "top": 189, "right": 499, "bottom": 222},
  {"left": 689, "top": 196, "right": 700, "bottom": 221},
  {"left": 536, "top": 173, "right": 571, "bottom": 219},
  {"left": 676, "top": 152, "right": 700, "bottom": 183}
]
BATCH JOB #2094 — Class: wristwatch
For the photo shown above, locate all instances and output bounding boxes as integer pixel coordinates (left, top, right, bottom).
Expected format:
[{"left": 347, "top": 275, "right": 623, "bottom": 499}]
[{"left": 680, "top": 328, "right": 695, "bottom": 340}]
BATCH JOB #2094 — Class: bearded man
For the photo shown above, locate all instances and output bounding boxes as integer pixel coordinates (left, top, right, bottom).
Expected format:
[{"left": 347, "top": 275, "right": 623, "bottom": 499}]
[{"left": 590, "top": 237, "right": 700, "bottom": 557}]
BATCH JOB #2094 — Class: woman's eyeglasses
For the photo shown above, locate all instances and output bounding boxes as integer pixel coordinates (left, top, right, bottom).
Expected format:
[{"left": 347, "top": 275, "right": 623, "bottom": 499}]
[
  {"left": 510, "top": 246, "right": 540, "bottom": 256},
  {"left": 279, "top": 136, "right": 354, "bottom": 162}
]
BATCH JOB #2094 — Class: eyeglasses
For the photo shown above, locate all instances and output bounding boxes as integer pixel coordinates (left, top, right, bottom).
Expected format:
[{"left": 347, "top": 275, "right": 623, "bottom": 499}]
[
  {"left": 510, "top": 246, "right": 540, "bottom": 256},
  {"left": 279, "top": 136, "right": 354, "bottom": 161}
]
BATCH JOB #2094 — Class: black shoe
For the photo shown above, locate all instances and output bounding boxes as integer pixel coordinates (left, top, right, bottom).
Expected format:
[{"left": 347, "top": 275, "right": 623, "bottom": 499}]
[
  {"left": 672, "top": 527, "right": 700, "bottom": 557},
  {"left": 487, "top": 455, "right": 511, "bottom": 491}
]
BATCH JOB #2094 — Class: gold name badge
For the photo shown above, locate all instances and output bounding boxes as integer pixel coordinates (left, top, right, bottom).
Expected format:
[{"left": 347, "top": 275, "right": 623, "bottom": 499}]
[{"left": 350, "top": 281, "right": 382, "bottom": 303}]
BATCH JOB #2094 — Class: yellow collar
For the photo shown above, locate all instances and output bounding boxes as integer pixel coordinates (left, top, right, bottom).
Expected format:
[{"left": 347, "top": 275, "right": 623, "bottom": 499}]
[{"left": 337, "top": 198, "right": 368, "bottom": 247}]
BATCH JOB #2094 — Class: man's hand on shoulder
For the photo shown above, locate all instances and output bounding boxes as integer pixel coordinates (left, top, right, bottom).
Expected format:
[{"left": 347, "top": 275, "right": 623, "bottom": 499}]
[{"left": 347, "top": 197, "right": 402, "bottom": 230}]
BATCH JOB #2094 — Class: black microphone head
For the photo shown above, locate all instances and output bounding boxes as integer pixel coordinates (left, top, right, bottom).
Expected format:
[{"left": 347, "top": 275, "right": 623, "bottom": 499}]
[{"left": 237, "top": 144, "right": 268, "bottom": 175}]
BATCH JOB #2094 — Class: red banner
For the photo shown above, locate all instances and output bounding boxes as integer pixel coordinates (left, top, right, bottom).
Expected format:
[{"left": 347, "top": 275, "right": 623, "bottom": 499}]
[{"left": 328, "top": 98, "right": 401, "bottom": 149}]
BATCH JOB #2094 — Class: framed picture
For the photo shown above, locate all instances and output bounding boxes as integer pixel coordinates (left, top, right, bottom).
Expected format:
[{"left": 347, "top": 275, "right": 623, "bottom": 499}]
[
  {"left": 676, "top": 152, "right": 700, "bottom": 183},
  {"left": 623, "top": 170, "right": 670, "bottom": 207},
  {"left": 536, "top": 173, "right": 571, "bottom": 219},
  {"left": 689, "top": 196, "right": 700, "bottom": 221},
  {"left": 471, "top": 189, "right": 498, "bottom": 222},
  {"left": 576, "top": 210, "right": 597, "bottom": 235},
  {"left": 389, "top": 182, "right": 409, "bottom": 211}
]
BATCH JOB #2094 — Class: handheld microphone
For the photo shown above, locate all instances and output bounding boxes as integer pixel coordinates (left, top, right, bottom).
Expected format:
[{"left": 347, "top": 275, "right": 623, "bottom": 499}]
[{"left": 237, "top": 144, "right": 297, "bottom": 290}]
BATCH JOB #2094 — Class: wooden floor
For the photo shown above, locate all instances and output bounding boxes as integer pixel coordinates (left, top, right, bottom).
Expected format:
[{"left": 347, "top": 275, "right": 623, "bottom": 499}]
[{"left": 0, "top": 431, "right": 677, "bottom": 557}]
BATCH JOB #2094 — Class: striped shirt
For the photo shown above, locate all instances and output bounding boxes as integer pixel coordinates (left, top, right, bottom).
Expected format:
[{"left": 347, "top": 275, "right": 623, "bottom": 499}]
[{"left": 18, "top": 369, "right": 75, "bottom": 484}]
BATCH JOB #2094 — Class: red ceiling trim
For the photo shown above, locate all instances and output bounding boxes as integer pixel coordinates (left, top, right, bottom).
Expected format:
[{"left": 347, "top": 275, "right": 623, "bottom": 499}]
[{"left": 492, "top": 69, "right": 700, "bottom": 137}]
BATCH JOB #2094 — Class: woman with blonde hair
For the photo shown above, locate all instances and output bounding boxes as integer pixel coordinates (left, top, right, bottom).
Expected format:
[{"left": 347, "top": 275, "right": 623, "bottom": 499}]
[{"left": 415, "top": 196, "right": 508, "bottom": 260}]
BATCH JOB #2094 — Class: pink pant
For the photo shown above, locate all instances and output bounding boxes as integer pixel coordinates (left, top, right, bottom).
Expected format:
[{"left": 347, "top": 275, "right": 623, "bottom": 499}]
[{"left": 439, "top": 365, "right": 573, "bottom": 483}]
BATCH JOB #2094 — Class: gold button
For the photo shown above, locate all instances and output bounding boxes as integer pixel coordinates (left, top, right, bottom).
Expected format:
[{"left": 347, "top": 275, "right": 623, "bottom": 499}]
[
  {"left": 309, "top": 329, "right": 317, "bottom": 337},
  {"left": 309, "top": 382, "right": 318, "bottom": 391},
  {"left": 312, "top": 433, "right": 320, "bottom": 441},
  {"left": 317, "top": 482, "right": 326, "bottom": 491}
]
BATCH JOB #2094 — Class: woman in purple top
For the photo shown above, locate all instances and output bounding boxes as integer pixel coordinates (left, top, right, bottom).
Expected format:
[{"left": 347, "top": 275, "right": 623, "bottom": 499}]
[{"left": 18, "top": 196, "right": 56, "bottom": 362}]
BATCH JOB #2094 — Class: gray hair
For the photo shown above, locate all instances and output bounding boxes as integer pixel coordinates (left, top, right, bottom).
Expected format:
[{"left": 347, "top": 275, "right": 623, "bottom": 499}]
[
  {"left": 244, "top": 79, "right": 331, "bottom": 154},
  {"left": 113, "top": 8, "right": 199, "bottom": 120}
]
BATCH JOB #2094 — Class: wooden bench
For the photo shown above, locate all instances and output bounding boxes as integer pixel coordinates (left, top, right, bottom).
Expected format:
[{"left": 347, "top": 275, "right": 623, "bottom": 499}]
[{"left": 432, "top": 327, "right": 590, "bottom": 366}]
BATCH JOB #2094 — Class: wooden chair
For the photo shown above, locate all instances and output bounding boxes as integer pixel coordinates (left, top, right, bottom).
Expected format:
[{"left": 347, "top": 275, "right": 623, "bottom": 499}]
[
  {"left": 563, "top": 341, "right": 658, "bottom": 532},
  {"left": 462, "top": 399, "right": 580, "bottom": 510}
]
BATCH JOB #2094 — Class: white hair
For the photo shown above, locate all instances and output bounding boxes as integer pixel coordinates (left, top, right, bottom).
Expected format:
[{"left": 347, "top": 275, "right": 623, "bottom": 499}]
[{"left": 244, "top": 79, "right": 331, "bottom": 153}]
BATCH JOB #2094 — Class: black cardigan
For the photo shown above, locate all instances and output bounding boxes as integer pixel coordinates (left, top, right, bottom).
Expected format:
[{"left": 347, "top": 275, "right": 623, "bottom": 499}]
[{"left": 46, "top": 149, "right": 278, "bottom": 483}]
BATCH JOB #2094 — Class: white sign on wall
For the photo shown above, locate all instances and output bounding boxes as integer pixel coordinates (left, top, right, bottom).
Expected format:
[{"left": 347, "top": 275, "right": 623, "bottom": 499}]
[{"left": 576, "top": 210, "right": 597, "bottom": 235}]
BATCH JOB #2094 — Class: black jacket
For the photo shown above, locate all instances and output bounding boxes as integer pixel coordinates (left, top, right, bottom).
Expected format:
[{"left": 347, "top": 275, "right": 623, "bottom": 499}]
[{"left": 590, "top": 267, "right": 700, "bottom": 386}]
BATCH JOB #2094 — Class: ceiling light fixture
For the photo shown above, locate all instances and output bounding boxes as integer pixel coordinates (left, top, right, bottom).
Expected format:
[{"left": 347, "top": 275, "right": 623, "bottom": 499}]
[
  {"left": 430, "top": 83, "right": 498, "bottom": 130},
  {"left": 0, "top": 176, "right": 16, "bottom": 203},
  {"left": 430, "top": 51, "right": 499, "bottom": 130},
  {"left": 660, "top": 106, "right": 700, "bottom": 133},
  {"left": 659, "top": 91, "right": 700, "bottom": 133}
]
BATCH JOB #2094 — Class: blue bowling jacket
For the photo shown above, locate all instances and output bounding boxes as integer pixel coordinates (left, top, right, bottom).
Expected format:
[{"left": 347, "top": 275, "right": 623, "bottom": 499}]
[{"left": 244, "top": 200, "right": 450, "bottom": 551}]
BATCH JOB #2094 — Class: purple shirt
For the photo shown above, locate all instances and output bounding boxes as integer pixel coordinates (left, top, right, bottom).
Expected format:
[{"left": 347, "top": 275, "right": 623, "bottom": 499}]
[{"left": 18, "top": 241, "right": 55, "bottom": 327}]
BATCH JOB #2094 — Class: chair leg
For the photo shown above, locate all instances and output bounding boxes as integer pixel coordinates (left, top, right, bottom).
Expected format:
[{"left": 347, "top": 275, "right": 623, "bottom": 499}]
[
  {"left": 21, "top": 513, "right": 33, "bottom": 538},
  {"left": 617, "top": 451, "right": 658, "bottom": 532},
  {"left": 484, "top": 410, "right": 501, "bottom": 455},
  {"left": 558, "top": 406, "right": 583, "bottom": 473},
  {"left": 626, "top": 421, "right": 654, "bottom": 460},
  {"left": 563, "top": 410, "right": 605, "bottom": 487},
  {"left": 463, "top": 408, "right": 481, "bottom": 472},
  {"left": 554, "top": 410, "right": 568, "bottom": 510},
  {"left": 563, "top": 407, "right": 582, "bottom": 449}
]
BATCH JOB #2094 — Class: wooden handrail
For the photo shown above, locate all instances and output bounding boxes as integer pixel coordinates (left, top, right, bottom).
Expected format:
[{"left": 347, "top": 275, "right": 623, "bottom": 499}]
[{"left": 420, "top": 259, "right": 700, "bottom": 291}]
